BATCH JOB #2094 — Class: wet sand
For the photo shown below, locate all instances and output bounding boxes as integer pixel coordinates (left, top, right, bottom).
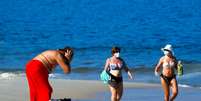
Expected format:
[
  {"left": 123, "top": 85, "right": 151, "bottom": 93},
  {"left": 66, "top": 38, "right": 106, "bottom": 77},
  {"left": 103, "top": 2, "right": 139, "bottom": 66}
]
[{"left": 0, "top": 77, "right": 200, "bottom": 101}]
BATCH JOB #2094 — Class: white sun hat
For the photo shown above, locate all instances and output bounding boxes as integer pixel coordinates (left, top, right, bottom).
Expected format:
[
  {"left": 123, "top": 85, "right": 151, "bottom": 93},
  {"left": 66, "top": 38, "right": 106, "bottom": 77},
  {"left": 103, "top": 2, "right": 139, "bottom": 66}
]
[{"left": 161, "top": 44, "right": 173, "bottom": 53}]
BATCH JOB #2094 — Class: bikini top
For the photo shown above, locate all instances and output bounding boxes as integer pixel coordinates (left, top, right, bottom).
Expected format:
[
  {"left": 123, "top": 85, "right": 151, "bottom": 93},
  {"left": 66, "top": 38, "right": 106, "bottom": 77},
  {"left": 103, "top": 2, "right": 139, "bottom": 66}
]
[
  {"left": 108, "top": 58, "right": 124, "bottom": 71},
  {"left": 163, "top": 61, "right": 175, "bottom": 69},
  {"left": 109, "top": 63, "right": 123, "bottom": 70}
]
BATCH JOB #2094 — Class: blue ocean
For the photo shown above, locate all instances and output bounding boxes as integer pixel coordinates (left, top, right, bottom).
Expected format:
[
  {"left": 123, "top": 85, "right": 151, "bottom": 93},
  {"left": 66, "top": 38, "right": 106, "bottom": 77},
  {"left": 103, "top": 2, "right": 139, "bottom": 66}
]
[{"left": 0, "top": 0, "right": 201, "bottom": 88}]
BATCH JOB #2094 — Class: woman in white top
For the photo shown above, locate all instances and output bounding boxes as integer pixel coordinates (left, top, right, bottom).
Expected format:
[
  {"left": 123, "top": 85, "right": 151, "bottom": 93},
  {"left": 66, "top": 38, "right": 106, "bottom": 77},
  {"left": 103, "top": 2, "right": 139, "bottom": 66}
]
[{"left": 155, "top": 44, "right": 178, "bottom": 101}]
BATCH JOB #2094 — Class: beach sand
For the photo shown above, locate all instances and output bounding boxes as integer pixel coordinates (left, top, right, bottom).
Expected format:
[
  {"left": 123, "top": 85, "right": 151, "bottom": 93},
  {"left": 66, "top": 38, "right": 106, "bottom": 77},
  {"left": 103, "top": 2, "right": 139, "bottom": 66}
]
[{"left": 0, "top": 77, "right": 200, "bottom": 101}]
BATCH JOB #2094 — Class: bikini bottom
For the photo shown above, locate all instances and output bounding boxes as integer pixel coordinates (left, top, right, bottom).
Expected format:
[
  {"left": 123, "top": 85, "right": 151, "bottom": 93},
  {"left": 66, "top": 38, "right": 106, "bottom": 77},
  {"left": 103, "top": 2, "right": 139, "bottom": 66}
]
[
  {"left": 107, "top": 72, "right": 123, "bottom": 88},
  {"left": 160, "top": 74, "right": 176, "bottom": 86}
]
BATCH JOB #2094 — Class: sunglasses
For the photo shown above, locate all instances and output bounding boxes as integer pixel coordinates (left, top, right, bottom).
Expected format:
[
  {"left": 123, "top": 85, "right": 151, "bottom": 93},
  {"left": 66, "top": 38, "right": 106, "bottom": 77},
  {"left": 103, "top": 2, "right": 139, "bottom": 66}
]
[{"left": 163, "top": 49, "right": 171, "bottom": 52}]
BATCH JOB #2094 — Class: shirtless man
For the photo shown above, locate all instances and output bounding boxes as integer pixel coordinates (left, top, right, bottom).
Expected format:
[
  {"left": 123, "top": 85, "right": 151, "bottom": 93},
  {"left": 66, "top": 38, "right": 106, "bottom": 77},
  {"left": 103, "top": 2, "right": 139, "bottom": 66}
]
[{"left": 26, "top": 47, "right": 73, "bottom": 101}]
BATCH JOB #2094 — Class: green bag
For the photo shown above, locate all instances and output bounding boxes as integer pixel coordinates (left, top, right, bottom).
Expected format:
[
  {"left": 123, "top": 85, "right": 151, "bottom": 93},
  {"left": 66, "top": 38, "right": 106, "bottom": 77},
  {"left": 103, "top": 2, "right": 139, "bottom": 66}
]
[
  {"left": 177, "top": 61, "right": 183, "bottom": 76},
  {"left": 100, "top": 70, "right": 110, "bottom": 84}
]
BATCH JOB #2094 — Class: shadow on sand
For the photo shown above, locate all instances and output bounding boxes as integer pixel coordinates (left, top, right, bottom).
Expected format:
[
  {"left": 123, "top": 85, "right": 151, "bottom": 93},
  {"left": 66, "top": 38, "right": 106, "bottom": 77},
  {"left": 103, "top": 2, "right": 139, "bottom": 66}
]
[{"left": 51, "top": 98, "right": 71, "bottom": 101}]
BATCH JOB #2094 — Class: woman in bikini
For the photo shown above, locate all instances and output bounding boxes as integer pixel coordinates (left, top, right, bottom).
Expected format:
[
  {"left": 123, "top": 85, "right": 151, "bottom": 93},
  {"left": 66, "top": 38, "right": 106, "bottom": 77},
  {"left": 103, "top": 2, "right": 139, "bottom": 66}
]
[
  {"left": 25, "top": 47, "right": 73, "bottom": 101},
  {"left": 104, "top": 46, "right": 133, "bottom": 101},
  {"left": 155, "top": 44, "right": 178, "bottom": 101}
]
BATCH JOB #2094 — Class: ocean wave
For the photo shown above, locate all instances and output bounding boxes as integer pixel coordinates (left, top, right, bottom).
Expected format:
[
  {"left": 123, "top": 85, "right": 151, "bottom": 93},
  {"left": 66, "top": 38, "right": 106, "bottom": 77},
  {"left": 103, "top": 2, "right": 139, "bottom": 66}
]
[
  {"left": 0, "top": 72, "right": 25, "bottom": 80},
  {"left": 178, "top": 84, "right": 192, "bottom": 88},
  {"left": 183, "top": 63, "right": 200, "bottom": 73},
  {"left": 178, "top": 84, "right": 201, "bottom": 89},
  {"left": 72, "top": 67, "right": 100, "bottom": 73},
  {"left": 0, "top": 71, "right": 200, "bottom": 88},
  {"left": 0, "top": 72, "right": 68, "bottom": 80},
  {"left": 0, "top": 64, "right": 201, "bottom": 88},
  {"left": 49, "top": 73, "right": 56, "bottom": 78},
  {"left": 180, "top": 72, "right": 201, "bottom": 78},
  {"left": 0, "top": 63, "right": 200, "bottom": 74}
]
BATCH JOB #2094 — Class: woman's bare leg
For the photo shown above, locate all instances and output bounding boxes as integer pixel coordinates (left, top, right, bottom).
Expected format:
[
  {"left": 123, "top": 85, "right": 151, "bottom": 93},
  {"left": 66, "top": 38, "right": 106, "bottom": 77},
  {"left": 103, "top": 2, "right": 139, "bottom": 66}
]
[
  {"left": 116, "top": 83, "right": 123, "bottom": 101},
  {"left": 161, "top": 77, "right": 170, "bottom": 101},
  {"left": 109, "top": 85, "right": 117, "bottom": 101},
  {"left": 170, "top": 78, "right": 178, "bottom": 101}
]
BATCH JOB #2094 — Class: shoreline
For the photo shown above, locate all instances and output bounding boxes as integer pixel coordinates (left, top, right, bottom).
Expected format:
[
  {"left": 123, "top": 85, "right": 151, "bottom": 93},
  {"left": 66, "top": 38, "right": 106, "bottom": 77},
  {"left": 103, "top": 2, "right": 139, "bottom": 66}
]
[{"left": 0, "top": 77, "right": 200, "bottom": 101}]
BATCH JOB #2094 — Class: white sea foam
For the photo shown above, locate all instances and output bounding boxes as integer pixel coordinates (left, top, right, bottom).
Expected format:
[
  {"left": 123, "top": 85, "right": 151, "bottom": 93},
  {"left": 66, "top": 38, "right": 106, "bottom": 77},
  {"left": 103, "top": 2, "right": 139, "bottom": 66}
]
[
  {"left": 49, "top": 73, "right": 56, "bottom": 78},
  {"left": 0, "top": 72, "right": 26, "bottom": 80},
  {"left": 0, "top": 72, "right": 17, "bottom": 79},
  {"left": 178, "top": 84, "right": 192, "bottom": 88}
]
